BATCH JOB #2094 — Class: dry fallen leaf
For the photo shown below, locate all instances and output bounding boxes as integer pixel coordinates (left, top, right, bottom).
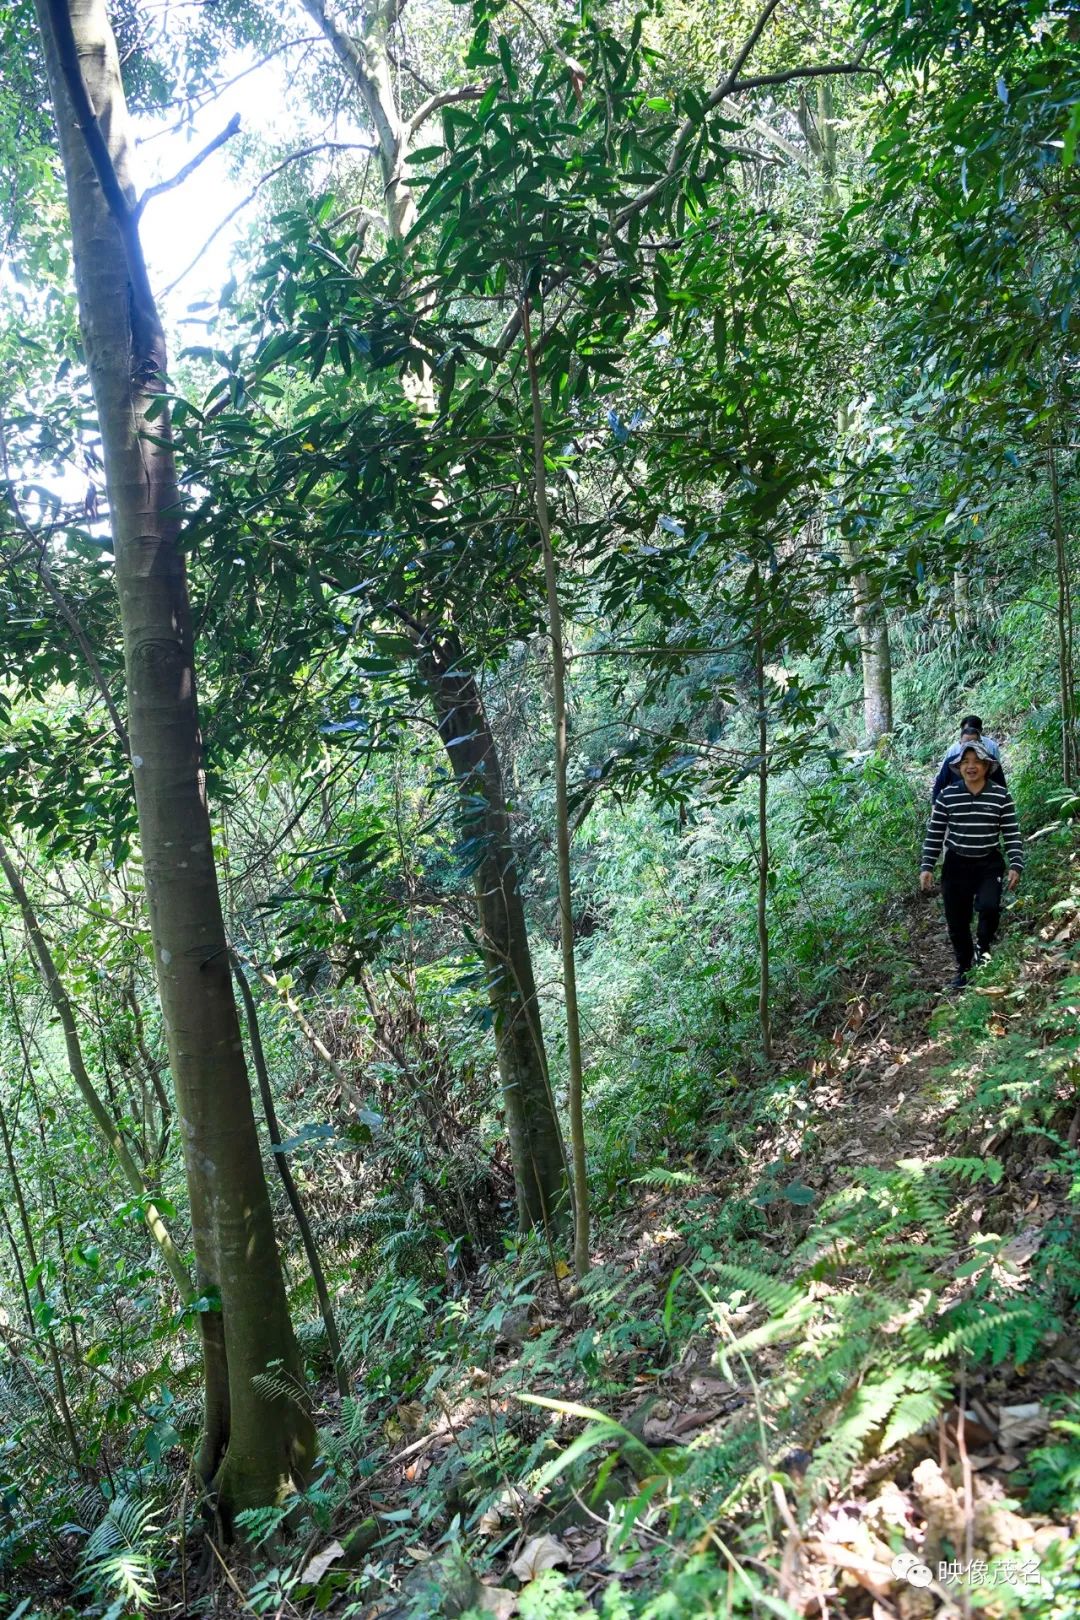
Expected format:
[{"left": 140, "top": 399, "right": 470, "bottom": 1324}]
[
  {"left": 998, "top": 1402, "right": 1048, "bottom": 1449},
  {"left": 689, "top": 1375, "right": 736, "bottom": 1399},
  {"left": 999, "top": 1228, "right": 1045, "bottom": 1268},
  {"left": 574, "top": 1536, "right": 603, "bottom": 1565},
  {"left": 510, "top": 1534, "right": 572, "bottom": 1583},
  {"left": 300, "top": 1539, "right": 345, "bottom": 1584},
  {"left": 474, "top": 1584, "right": 517, "bottom": 1617}
]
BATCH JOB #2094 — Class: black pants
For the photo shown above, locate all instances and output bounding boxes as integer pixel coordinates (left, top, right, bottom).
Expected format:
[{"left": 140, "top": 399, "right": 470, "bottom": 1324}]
[{"left": 941, "top": 850, "right": 1005, "bottom": 971}]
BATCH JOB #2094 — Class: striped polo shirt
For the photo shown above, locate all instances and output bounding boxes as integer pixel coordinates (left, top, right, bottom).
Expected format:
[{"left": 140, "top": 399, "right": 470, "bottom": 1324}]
[{"left": 921, "top": 780, "right": 1024, "bottom": 872}]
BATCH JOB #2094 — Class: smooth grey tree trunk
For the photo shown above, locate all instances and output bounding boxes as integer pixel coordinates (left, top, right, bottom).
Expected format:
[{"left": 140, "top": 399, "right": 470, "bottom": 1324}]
[{"left": 34, "top": 0, "right": 315, "bottom": 1524}]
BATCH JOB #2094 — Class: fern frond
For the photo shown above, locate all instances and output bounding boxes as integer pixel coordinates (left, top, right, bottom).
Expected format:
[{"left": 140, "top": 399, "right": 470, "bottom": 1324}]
[
  {"left": 901, "top": 1156, "right": 1004, "bottom": 1187},
  {"left": 633, "top": 1167, "right": 698, "bottom": 1188},
  {"left": 806, "top": 1370, "right": 910, "bottom": 1495},
  {"left": 929, "top": 1302, "right": 1044, "bottom": 1365},
  {"left": 711, "top": 1262, "right": 801, "bottom": 1317},
  {"left": 234, "top": 1504, "right": 289, "bottom": 1547},
  {"left": 77, "top": 1493, "right": 159, "bottom": 1609},
  {"left": 721, "top": 1297, "right": 818, "bottom": 1359},
  {"left": 252, "top": 1359, "right": 312, "bottom": 1412},
  {"left": 880, "top": 1371, "right": 950, "bottom": 1451}
]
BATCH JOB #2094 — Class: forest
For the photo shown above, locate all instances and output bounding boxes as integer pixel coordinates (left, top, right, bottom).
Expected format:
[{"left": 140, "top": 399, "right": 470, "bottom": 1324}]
[{"left": 0, "top": 0, "right": 1079, "bottom": 1615}]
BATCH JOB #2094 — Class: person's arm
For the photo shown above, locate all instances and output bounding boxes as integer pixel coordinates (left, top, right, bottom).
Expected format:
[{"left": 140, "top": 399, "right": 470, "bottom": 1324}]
[
  {"left": 920, "top": 796, "right": 949, "bottom": 887},
  {"left": 991, "top": 762, "right": 1006, "bottom": 789},
  {"left": 1000, "top": 791, "right": 1023, "bottom": 887}
]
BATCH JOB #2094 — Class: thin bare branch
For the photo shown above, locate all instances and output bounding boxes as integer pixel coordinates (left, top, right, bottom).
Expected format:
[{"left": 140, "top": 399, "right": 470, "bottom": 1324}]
[
  {"left": 743, "top": 112, "right": 813, "bottom": 170},
  {"left": 161, "top": 140, "right": 376, "bottom": 296},
  {"left": 140, "top": 36, "right": 323, "bottom": 136},
  {"left": 135, "top": 113, "right": 241, "bottom": 218},
  {"left": 728, "top": 63, "right": 869, "bottom": 93}
]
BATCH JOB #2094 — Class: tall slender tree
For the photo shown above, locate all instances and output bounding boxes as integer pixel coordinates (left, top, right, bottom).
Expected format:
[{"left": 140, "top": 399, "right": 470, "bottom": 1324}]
[
  {"left": 267, "top": 0, "right": 572, "bottom": 1235},
  {"left": 31, "top": 0, "right": 315, "bottom": 1522}
]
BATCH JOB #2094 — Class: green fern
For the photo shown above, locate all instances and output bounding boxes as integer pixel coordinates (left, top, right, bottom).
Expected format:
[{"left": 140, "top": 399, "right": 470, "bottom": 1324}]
[
  {"left": 234, "top": 1503, "right": 289, "bottom": 1547},
  {"left": 929, "top": 1300, "right": 1045, "bottom": 1366},
  {"left": 806, "top": 1369, "right": 913, "bottom": 1492},
  {"left": 251, "top": 1359, "right": 312, "bottom": 1412},
  {"left": 710, "top": 1261, "right": 802, "bottom": 1317},
  {"left": 880, "top": 1370, "right": 951, "bottom": 1451},
  {"left": 926, "top": 1155, "right": 1004, "bottom": 1186},
  {"left": 632, "top": 1167, "right": 698, "bottom": 1188},
  {"left": 705, "top": 1154, "right": 1055, "bottom": 1499},
  {"left": 77, "top": 1493, "right": 159, "bottom": 1611}
]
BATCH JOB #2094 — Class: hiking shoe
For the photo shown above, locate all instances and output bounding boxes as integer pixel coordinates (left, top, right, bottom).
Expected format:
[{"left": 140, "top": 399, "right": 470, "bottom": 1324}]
[
  {"left": 948, "top": 971, "right": 968, "bottom": 992},
  {"left": 974, "top": 948, "right": 992, "bottom": 968}
]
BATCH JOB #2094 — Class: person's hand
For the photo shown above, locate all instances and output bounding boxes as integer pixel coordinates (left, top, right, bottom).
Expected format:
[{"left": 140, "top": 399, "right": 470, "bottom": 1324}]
[
  {"left": 1006, "top": 868, "right": 1021, "bottom": 891},
  {"left": 919, "top": 870, "right": 934, "bottom": 893}
]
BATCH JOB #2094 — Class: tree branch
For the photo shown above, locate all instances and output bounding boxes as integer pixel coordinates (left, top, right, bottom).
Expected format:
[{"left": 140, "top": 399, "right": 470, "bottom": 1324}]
[
  {"left": 300, "top": 0, "right": 382, "bottom": 116},
  {"left": 744, "top": 112, "right": 813, "bottom": 170},
  {"left": 134, "top": 113, "right": 241, "bottom": 218},
  {"left": 727, "top": 63, "right": 870, "bottom": 93},
  {"left": 612, "top": 0, "right": 781, "bottom": 229},
  {"left": 141, "top": 36, "right": 323, "bottom": 139},
  {"left": 407, "top": 83, "right": 488, "bottom": 140},
  {"left": 161, "top": 140, "right": 376, "bottom": 296},
  {"left": 43, "top": 0, "right": 164, "bottom": 372}
]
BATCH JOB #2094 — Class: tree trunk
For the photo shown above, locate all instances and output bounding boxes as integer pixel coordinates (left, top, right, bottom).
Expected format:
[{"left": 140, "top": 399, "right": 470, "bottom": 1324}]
[
  {"left": 839, "top": 537, "right": 893, "bottom": 741},
  {"left": 754, "top": 626, "right": 773, "bottom": 1062},
  {"left": 953, "top": 565, "right": 973, "bottom": 631},
  {"left": 835, "top": 403, "right": 892, "bottom": 742},
  {"left": 33, "top": 0, "right": 314, "bottom": 1523},
  {"left": 1048, "top": 442, "right": 1076, "bottom": 786},
  {"left": 299, "top": 0, "right": 568, "bottom": 1232},
  {"left": 522, "top": 298, "right": 589, "bottom": 1277},
  {"left": 422, "top": 638, "right": 569, "bottom": 1233},
  {"left": 819, "top": 117, "right": 892, "bottom": 745},
  {"left": 300, "top": 0, "right": 416, "bottom": 241}
]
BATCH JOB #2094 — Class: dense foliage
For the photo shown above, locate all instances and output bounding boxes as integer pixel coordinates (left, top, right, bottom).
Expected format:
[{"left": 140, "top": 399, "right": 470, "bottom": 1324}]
[{"left": 1, "top": 0, "right": 1079, "bottom": 1614}]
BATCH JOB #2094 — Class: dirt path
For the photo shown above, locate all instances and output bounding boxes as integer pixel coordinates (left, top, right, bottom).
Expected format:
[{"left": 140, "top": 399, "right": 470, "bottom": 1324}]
[
  {"left": 809, "top": 888, "right": 982, "bottom": 1190},
  {"left": 782, "top": 881, "right": 1080, "bottom": 1617}
]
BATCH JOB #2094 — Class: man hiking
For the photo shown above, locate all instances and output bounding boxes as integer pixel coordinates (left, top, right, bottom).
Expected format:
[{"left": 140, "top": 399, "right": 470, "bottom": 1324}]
[
  {"left": 920, "top": 741, "right": 1023, "bottom": 991},
  {"left": 932, "top": 714, "right": 1006, "bottom": 801}
]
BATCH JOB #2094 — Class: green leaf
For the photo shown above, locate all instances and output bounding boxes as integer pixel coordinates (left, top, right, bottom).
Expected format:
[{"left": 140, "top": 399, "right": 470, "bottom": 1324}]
[
  {"left": 781, "top": 1180, "right": 816, "bottom": 1206},
  {"left": 1062, "top": 100, "right": 1080, "bottom": 167}
]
